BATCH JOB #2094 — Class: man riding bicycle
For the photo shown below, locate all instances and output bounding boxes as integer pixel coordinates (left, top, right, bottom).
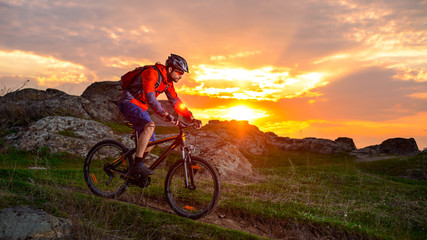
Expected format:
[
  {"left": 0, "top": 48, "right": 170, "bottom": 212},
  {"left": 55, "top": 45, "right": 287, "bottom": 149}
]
[{"left": 118, "top": 54, "right": 202, "bottom": 179}]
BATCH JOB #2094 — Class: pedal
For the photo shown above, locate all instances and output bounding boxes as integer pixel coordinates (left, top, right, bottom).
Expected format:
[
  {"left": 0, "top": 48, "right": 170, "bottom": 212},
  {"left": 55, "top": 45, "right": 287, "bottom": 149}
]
[{"left": 128, "top": 176, "right": 151, "bottom": 188}]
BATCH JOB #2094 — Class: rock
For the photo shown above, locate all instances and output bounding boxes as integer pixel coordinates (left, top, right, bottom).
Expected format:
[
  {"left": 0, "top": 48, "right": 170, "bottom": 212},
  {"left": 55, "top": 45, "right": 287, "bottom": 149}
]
[
  {"left": 379, "top": 138, "right": 420, "bottom": 155},
  {"left": 0, "top": 206, "right": 73, "bottom": 239},
  {"left": 0, "top": 88, "right": 95, "bottom": 127},
  {"left": 350, "top": 145, "right": 380, "bottom": 159},
  {"left": 204, "top": 120, "right": 271, "bottom": 155},
  {"left": 81, "top": 81, "right": 124, "bottom": 123},
  {"left": 351, "top": 138, "right": 420, "bottom": 159},
  {"left": 335, "top": 137, "right": 357, "bottom": 152},
  {"left": 5, "top": 116, "right": 133, "bottom": 157},
  {"left": 268, "top": 133, "right": 355, "bottom": 154},
  {"left": 188, "top": 130, "right": 253, "bottom": 178}
]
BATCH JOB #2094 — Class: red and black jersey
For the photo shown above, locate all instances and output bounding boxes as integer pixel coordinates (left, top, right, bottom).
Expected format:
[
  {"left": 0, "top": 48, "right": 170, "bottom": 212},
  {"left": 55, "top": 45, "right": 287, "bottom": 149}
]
[{"left": 119, "top": 63, "right": 193, "bottom": 121}]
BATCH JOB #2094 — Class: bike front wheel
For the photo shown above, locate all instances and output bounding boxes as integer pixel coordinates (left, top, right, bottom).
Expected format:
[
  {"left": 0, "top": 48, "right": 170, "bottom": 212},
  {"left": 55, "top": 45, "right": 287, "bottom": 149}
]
[
  {"left": 165, "top": 156, "right": 220, "bottom": 219},
  {"left": 84, "top": 140, "right": 130, "bottom": 198}
]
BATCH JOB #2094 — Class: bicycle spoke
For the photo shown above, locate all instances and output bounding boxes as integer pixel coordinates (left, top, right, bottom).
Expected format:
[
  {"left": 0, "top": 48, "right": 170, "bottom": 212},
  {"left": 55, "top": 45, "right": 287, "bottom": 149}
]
[
  {"left": 165, "top": 157, "right": 220, "bottom": 219},
  {"left": 84, "top": 140, "right": 130, "bottom": 198}
]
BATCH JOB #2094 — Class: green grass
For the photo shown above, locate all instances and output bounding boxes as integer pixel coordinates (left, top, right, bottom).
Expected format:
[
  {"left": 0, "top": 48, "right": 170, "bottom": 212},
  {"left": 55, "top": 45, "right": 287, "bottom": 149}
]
[
  {"left": 0, "top": 180, "right": 261, "bottom": 240},
  {"left": 0, "top": 147, "right": 262, "bottom": 239},
  {"left": 356, "top": 153, "right": 427, "bottom": 183},
  {"left": 0, "top": 144, "right": 426, "bottom": 239},
  {"left": 98, "top": 121, "right": 133, "bottom": 134},
  {"left": 57, "top": 130, "right": 78, "bottom": 138}
]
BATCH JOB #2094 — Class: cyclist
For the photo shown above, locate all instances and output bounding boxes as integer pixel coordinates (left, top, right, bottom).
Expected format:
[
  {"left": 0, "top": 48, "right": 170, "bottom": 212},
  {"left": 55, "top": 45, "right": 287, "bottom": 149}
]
[{"left": 118, "top": 54, "right": 202, "bottom": 178}]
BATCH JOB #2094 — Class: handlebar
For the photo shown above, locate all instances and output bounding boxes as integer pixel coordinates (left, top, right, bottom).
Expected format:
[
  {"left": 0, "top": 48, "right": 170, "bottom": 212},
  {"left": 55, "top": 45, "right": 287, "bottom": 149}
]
[{"left": 171, "top": 120, "right": 200, "bottom": 129}]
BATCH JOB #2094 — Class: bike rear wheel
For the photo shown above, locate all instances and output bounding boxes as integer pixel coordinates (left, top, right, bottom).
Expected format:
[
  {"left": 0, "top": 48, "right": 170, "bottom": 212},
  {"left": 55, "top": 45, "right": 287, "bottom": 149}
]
[
  {"left": 165, "top": 156, "right": 220, "bottom": 219},
  {"left": 84, "top": 140, "right": 130, "bottom": 198}
]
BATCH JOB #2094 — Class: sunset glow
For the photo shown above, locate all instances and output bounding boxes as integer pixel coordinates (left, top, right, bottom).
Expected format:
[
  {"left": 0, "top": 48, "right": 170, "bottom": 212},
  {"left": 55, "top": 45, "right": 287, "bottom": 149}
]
[
  {"left": 177, "top": 65, "right": 328, "bottom": 101},
  {"left": 191, "top": 105, "right": 269, "bottom": 124}
]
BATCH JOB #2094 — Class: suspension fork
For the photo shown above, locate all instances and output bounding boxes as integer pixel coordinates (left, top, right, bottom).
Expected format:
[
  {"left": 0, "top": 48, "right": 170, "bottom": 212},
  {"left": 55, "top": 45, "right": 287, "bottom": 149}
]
[{"left": 182, "top": 139, "right": 196, "bottom": 190}]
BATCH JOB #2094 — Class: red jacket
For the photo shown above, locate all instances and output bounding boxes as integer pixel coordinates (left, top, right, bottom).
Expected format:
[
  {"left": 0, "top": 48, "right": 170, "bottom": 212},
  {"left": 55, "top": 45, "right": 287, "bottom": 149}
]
[{"left": 120, "top": 63, "right": 193, "bottom": 120}]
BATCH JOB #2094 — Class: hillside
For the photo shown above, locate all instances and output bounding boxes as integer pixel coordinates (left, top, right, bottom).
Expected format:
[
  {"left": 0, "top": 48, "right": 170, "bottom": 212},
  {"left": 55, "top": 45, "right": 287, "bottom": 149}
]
[{"left": 0, "top": 82, "right": 426, "bottom": 239}]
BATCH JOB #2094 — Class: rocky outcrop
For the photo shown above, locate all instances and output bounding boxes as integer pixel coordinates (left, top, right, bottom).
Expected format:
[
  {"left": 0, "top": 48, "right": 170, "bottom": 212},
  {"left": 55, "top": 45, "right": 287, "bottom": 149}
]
[
  {"left": 0, "top": 81, "right": 177, "bottom": 127},
  {"left": 351, "top": 138, "right": 420, "bottom": 159},
  {"left": 5, "top": 116, "right": 133, "bottom": 157},
  {"left": 0, "top": 88, "right": 96, "bottom": 126},
  {"left": 204, "top": 120, "right": 271, "bottom": 155},
  {"left": 0, "top": 206, "right": 73, "bottom": 239},
  {"left": 267, "top": 133, "right": 356, "bottom": 154}
]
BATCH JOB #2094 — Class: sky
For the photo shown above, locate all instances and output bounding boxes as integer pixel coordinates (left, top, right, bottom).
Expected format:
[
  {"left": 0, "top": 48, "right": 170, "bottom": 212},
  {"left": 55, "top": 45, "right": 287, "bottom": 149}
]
[{"left": 0, "top": 0, "right": 426, "bottom": 149}]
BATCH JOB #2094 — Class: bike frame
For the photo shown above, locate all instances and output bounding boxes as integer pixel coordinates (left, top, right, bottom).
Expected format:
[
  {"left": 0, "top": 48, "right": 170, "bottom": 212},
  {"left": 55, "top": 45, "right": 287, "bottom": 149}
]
[
  {"left": 145, "top": 129, "right": 186, "bottom": 170},
  {"left": 109, "top": 127, "right": 196, "bottom": 188}
]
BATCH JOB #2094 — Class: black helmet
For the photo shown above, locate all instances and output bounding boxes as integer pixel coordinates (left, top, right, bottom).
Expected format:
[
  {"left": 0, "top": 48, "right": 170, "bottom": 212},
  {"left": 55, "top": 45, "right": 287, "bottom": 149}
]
[{"left": 165, "top": 54, "right": 189, "bottom": 73}]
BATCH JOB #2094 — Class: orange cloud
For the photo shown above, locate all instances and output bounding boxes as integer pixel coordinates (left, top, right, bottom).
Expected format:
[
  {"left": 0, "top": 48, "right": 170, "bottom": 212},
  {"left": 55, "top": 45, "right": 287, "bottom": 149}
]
[
  {"left": 178, "top": 65, "right": 328, "bottom": 101},
  {"left": 311, "top": 1, "right": 427, "bottom": 82},
  {"left": 408, "top": 92, "right": 427, "bottom": 99},
  {"left": 210, "top": 51, "right": 261, "bottom": 61},
  {"left": 0, "top": 50, "right": 95, "bottom": 87},
  {"left": 100, "top": 56, "right": 152, "bottom": 69}
]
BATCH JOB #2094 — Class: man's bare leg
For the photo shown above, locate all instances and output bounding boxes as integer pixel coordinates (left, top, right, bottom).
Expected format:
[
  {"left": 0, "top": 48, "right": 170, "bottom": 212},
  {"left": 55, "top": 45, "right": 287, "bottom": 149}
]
[
  {"left": 136, "top": 121, "right": 155, "bottom": 157},
  {"left": 132, "top": 121, "right": 155, "bottom": 176}
]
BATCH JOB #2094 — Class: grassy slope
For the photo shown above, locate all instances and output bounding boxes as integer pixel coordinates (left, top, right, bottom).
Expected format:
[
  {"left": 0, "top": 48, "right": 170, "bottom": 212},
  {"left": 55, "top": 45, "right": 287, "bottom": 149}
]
[
  {"left": 0, "top": 131, "right": 426, "bottom": 239},
  {"left": 0, "top": 148, "right": 261, "bottom": 240}
]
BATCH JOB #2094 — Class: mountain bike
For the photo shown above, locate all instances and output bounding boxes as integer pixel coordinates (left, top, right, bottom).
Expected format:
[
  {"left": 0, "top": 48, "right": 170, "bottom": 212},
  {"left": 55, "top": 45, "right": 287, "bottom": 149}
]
[{"left": 83, "top": 122, "right": 220, "bottom": 220}]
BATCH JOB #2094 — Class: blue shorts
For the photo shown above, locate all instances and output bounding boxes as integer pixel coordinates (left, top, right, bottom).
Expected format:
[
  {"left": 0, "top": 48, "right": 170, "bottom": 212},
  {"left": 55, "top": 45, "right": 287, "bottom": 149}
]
[{"left": 118, "top": 102, "right": 155, "bottom": 142}]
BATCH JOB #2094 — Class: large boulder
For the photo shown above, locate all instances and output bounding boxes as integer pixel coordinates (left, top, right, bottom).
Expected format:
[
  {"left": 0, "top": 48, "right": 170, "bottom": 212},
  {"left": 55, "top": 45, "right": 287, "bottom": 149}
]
[
  {"left": 335, "top": 137, "right": 357, "bottom": 152},
  {"left": 80, "top": 81, "right": 124, "bottom": 123},
  {"left": 379, "top": 138, "right": 420, "bottom": 155},
  {"left": 0, "top": 206, "right": 73, "bottom": 239},
  {"left": 188, "top": 130, "right": 254, "bottom": 178}
]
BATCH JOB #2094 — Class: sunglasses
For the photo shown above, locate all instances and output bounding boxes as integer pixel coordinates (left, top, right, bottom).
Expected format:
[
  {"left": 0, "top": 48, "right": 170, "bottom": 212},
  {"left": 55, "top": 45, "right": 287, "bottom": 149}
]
[{"left": 174, "top": 69, "right": 184, "bottom": 76}]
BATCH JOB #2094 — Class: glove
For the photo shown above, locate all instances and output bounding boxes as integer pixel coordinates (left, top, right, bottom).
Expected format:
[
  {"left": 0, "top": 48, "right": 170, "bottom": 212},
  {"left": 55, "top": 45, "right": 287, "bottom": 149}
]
[
  {"left": 192, "top": 119, "right": 202, "bottom": 129},
  {"left": 177, "top": 121, "right": 189, "bottom": 128},
  {"left": 165, "top": 113, "right": 176, "bottom": 124}
]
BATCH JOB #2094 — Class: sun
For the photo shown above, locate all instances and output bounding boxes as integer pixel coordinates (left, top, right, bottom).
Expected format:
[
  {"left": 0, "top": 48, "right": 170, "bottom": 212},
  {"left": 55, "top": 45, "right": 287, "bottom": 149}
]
[{"left": 225, "top": 105, "right": 268, "bottom": 122}]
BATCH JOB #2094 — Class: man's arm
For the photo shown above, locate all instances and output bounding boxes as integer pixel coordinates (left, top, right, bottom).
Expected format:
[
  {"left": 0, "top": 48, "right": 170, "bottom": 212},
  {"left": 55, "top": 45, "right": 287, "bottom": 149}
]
[
  {"left": 165, "top": 84, "right": 194, "bottom": 121},
  {"left": 142, "top": 68, "right": 168, "bottom": 117}
]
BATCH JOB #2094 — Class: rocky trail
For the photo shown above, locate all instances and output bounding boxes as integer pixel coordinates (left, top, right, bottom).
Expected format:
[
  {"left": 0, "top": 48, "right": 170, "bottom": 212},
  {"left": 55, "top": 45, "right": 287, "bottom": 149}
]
[{"left": 118, "top": 191, "right": 372, "bottom": 240}]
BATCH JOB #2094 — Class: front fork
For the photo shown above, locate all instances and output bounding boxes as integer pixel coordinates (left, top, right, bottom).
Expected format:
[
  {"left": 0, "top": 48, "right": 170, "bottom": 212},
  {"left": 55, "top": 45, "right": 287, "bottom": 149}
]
[{"left": 182, "top": 145, "right": 196, "bottom": 190}]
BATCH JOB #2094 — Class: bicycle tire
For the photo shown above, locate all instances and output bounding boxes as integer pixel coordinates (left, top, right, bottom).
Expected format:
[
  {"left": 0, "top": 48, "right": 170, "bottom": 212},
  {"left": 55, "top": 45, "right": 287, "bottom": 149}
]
[
  {"left": 165, "top": 156, "right": 220, "bottom": 219},
  {"left": 84, "top": 140, "right": 130, "bottom": 198}
]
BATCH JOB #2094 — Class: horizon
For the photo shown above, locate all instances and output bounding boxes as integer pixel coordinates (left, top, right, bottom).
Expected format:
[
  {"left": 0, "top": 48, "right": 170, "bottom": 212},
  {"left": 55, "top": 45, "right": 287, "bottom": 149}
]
[{"left": 1, "top": 0, "right": 426, "bottom": 150}]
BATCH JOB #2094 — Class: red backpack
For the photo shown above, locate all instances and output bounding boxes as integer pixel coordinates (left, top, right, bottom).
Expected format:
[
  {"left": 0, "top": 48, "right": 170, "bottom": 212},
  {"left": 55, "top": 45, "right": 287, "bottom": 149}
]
[{"left": 120, "top": 65, "right": 163, "bottom": 92}]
